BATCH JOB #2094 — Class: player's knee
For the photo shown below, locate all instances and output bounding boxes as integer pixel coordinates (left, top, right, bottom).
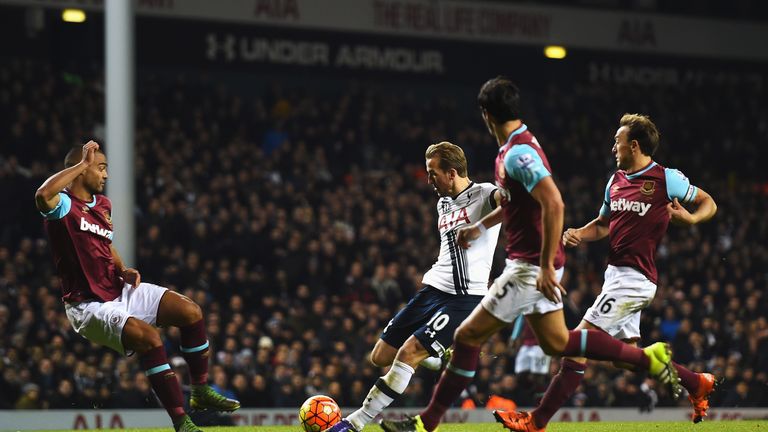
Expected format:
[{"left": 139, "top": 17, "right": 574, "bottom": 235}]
[
  {"left": 124, "top": 320, "right": 162, "bottom": 353},
  {"left": 396, "top": 339, "right": 428, "bottom": 366},
  {"left": 143, "top": 330, "right": 163, "bottom": 350},
  {"left": 183, "top": 301, "right": 203, "bottom": 324},
  {"left": 369, "top": 347, "right": 388, "bottom": 368},
  {"left": 540, "top": 335, "right": 568, "bottom": 356},
  {"left": 454, "top": 323, "right": 482, "bottom": 345}
]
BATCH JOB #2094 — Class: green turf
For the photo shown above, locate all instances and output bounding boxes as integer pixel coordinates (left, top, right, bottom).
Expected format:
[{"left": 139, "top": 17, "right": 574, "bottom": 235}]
[{"left": 17, "top": 420, "right": 768, "bottom": 432}]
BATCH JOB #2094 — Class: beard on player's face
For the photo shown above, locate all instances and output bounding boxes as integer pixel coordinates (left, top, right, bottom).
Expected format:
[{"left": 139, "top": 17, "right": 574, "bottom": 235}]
[
  {"left": 84, "top": 172, "right": 105, "bottom": 194},
  {"left": 433, "top": 174, "right": 453, "bottom": 197},
  {"left": 616, "top": 149, "right": 633, "bottom": 170},
  {"left": 434, "top": 180, "right": 449, "bottom": 196}
]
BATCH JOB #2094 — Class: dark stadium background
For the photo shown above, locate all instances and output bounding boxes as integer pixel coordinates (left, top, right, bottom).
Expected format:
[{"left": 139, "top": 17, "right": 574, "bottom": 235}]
[{"left": 0, "top": 0, "right": 766, "bottom": 426}]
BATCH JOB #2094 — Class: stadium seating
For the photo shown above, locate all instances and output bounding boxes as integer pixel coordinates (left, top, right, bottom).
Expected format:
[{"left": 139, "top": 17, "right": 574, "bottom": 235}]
[{"left": 1, "top": 58, "right": 766, "bottom": 410}]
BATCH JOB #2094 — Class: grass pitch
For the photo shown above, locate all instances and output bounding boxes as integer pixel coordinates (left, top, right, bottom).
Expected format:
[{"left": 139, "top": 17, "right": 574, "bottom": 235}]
[{"left": 20, "top": 420, "right": 768, "bottom": 432}]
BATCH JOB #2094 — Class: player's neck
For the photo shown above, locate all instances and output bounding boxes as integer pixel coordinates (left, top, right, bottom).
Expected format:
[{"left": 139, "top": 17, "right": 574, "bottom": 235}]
[
  {"left": 495, "top": 120, "right": 523, "bottom": 146},
  {"left": 69, "top": 184, "right": 95, "bottom": 202},
  {"left": 626, "top": 156, "right": 653, "bottom": 174},
  {"left": 451, "top": 178, "right": 471, "bottom": 198}
]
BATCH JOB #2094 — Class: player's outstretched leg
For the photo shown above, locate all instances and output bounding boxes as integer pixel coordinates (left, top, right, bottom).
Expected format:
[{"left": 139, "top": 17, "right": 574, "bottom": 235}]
[
  {"left": 330, "top": 360, "right": 416, "bottom": 432},
  {"left": 384, "top": 306, "right": 506, "bottom": 432},
  {"left": 496, "top": 358, "right": 586, "bottom": 431},
  {"left": 380, "top": 340, "right": 482, "bottom": 432},
  {"left": 673, "top": 364, "right": 720, "bottom": 423},
  {"left": 158, "top": 291, "right": 240, "bottom": 412},
  {"left": 181, "top": 317, "right": 240, "bottom": 412},
  {"left": 556, "top": 329, "right": 682, "bottom": 398},
  {"left": 331, "top": 334, "right": 450, "bottom": 432},
  {"left": 124, "top": 317, "right": 203, "bottom": 432}
]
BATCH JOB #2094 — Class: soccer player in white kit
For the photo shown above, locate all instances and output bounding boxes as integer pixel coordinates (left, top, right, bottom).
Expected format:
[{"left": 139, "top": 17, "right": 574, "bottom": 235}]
[{"left": 329, "top": 142, "right": 502, "bottom": 432}]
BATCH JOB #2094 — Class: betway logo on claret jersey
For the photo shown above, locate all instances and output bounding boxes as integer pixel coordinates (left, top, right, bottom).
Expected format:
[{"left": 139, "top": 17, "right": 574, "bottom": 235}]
[
  {"left": 80, "top": 217, "right": 114, "bottom": 240},
  {"left": 610, "top": 198, "right": 651, "bottom": 216}
]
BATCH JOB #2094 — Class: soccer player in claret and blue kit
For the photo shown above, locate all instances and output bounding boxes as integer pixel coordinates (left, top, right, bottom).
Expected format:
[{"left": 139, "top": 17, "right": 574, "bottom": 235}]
[
  {"left": 35, "top": 141, "right": 240, "bottom": 432},
  {"left": 495, "top": 114, "right": 719, "bottom": 431},
  {"left": 382, "top": 78, "right": 683, "bottom": 432}
]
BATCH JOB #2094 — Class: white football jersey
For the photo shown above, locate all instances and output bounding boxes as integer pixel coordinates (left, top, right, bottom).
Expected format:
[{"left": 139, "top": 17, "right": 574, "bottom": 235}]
[{"left": 422, "top": 182, "right": 501, "bottom": 296}]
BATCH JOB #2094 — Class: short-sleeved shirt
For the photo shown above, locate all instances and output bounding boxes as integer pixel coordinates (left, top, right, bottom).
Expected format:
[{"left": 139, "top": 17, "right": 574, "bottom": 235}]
[
  {"left": 599, "top": 162, "right": 698, "bottom": 283},
  {"left": 423, "top": 182, "right": 501, "bottom": 296},
  {"left": 42, "top": 190, "right": 122, "bottom": 303},
  {"left": 494, "top": 124, "right": 566, "bottom": 269}
]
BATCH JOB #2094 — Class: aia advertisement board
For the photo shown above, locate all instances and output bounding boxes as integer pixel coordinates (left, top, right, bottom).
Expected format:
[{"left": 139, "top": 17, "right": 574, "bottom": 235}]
[{"left": 1, "top": 408, "right": 767, "bottom": 429}]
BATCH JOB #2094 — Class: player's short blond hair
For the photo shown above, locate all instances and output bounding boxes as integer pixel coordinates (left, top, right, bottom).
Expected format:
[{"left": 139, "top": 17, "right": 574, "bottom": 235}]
[
  {"left": 620, "top": 113, "right": 660, "bottom": 156},
  {"left": 425, "top": 141, "right": 468, "bottom": 177}
]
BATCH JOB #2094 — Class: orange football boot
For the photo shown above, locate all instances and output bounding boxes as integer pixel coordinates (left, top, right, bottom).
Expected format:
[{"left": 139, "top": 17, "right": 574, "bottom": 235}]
[
  {"left": 688, "top": 373, "right": 721, "bottom": 423},
  {"left": 493, "top": 410, "right": 545, "bottom": 432}
]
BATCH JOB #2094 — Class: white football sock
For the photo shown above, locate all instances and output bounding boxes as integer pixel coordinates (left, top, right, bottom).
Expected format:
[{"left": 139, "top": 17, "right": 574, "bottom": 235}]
[
  {"left": 418, "top": 356, "right": 442, "bottom": 371},
  {"left": 347, "top": 360, "right": 415, "bottom": 430}
]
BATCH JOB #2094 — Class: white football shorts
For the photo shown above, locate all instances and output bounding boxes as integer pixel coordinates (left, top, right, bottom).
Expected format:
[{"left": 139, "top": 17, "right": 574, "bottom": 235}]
[
  {"left": 515, "top": 344, "right": 552, "bottom": 375},
  {"left": 583, "top": 265, "right": 657, "bottom": 340},
  {"left": 481, "top": 259, "right": 564, "bottom": 323},
  {"left": 64, "top": 282, "right": 168, "bottom": 355}
]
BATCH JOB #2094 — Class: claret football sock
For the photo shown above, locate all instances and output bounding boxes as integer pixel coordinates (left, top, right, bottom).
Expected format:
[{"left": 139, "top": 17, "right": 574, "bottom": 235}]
[
  {"left": 140, "top": 345, "right": 186, "bottom": 421},
  {"left": 561, "top": 329, "right": 650, "bottom": 369},
  {"left": 420, "top": 341, "right": 481, "bottom": 431},
  {"left": 180, "top": 319, "right": 209, "bottom": 385},
  {"left": 673, "top": 362, "right": 701, "bottom": 395},
  {"left": 532, "top": 358, "right": 586, "bottom": 428}
]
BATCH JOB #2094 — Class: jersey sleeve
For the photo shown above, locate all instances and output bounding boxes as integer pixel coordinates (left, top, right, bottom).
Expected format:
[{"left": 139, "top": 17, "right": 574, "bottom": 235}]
[
  {"left": 664, "top": 168, "right": 698, "bottom": 203},
  {"left": 503, "top": 144, "right": 551, "bottom": 193},
  {"left": 40, "top": 193, "right": 72, "bottom": 220},
  {"left": 599, "top": 174, "right": 615, "bottom": 218},
  {"left": 480, "top": 183, "right": 499, "bottom": 211}
]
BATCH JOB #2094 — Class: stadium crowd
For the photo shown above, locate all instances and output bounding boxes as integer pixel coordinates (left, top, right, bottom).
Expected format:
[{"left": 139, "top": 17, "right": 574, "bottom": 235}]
[{"left": 1, "top": 58, "right": 767, "bottom": 413}]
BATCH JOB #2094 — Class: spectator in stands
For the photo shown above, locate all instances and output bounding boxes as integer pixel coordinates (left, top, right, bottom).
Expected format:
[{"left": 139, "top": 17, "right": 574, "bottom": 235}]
[{"left": 0, "top": 58, "right": 766, "bottom": 411}]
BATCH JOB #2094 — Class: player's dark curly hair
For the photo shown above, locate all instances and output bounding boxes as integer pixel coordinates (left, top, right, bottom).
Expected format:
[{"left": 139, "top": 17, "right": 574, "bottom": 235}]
[
  {"left": 477, "top": 76, "right": 521, "bottom": 122},
  {"left": 620, "top": 113, "right": 660, "bottom": 156}
]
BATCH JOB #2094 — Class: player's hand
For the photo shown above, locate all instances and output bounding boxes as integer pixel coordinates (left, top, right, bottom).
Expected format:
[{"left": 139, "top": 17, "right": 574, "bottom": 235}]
[
  {"left": 537, "top": 266, "right": 566, "bottom": 303},
  {"left": 81, "top": 141, "right": 99, "bottom": 167},
  {"left": 456, "top": 224, "right": 482, "bottom": 249},
  {"left": 562, "top": 228, "right": 582, "bottom": 247},
  {"left": 121, "top": 268, "right": 141, "bottom": 287},
  {"left": 667, "top": 198, "right": 696, "bottom": 225}
]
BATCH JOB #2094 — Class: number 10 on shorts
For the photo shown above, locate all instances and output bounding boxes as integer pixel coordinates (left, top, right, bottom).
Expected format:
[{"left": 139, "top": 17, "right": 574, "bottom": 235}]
[{"left": 425, "top": 312, "right": 450, "bottom": 338}]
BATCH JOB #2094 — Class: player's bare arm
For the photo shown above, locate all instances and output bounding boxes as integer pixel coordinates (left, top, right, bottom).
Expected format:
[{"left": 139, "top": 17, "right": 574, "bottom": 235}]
[
  {"left": 111, "top": 245, "right": 141, "bottom": 287},
  {"left": 34, "top": 141, "right": 100, "bottom": 212},
  {"left": 492, "top": 188, "right": 503, "bottom": 207},
  {"left": 562, "top": 214, "right": 609, "bottom": 247},
  {"left": 530, "top": 176, "right": 567, "bottom": 303},
  {"left": 667, "top": 188, "right": 717, "bottom": 225},
  {"left": 457, "top": 205, "right": 503, "bottom": 249}
]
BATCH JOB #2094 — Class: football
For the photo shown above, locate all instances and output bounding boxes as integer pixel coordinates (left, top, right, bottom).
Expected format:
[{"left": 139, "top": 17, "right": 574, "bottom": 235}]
[{"left": 299, "top": 395, "right": 342, "bottom": 432}]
